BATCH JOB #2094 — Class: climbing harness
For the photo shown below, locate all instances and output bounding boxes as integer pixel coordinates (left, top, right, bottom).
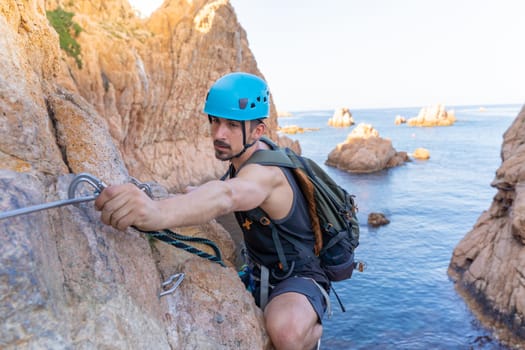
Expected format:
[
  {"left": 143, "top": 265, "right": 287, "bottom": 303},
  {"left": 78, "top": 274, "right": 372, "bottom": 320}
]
[
  {"left": 159, "top": 273, "right": 185, "bottom": 297},
  {"left": 0, "top": 172, "right": 226, "bottom": 267}
]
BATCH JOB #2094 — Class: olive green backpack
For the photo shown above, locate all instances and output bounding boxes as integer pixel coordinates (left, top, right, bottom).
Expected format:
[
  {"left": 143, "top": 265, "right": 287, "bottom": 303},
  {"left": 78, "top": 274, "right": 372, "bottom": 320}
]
[{"left": 244, "top": 137, "right": 360, "bottom": 283}]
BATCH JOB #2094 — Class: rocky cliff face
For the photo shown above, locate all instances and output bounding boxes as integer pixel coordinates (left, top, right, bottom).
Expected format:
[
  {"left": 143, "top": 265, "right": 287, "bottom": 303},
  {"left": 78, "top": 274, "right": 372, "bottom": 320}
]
[
  {"left": 0, "top": 0, "right": 277, "bottom": 348},
  {"left": 449, "top": 105, "right": 525, "bottom": 345},
  {"left": 46, "top": 0, "right": 282, "bottom": 190}
]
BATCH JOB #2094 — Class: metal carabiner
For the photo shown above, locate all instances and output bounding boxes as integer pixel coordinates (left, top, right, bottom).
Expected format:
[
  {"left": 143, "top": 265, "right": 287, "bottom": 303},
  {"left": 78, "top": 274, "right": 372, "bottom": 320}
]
[
  {"left": 128, "top": 176, "right": 153, "bottom": 198},
  {"left": 159, "top": 273, "right": 185, "bottom": 297},
  {"left": 68, "top": 173, "right": 107, "bottom": 200}
]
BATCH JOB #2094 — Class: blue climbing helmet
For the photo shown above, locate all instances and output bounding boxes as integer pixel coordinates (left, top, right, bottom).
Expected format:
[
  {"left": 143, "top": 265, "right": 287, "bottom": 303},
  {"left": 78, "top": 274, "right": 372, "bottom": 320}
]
[{"left": 203, "top": 72, "right": 269, "bottom": 120}]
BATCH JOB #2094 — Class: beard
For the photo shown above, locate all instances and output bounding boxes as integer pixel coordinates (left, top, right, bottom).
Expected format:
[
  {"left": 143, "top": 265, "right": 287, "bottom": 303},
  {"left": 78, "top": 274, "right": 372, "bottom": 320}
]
[{"left": 213, "top": 140, "right": 233, "bottom": 161}]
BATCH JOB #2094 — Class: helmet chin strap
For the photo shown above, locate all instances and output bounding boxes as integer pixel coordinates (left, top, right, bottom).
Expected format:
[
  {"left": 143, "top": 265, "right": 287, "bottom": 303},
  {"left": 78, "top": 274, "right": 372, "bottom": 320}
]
[
  {"left": 227, "top": 120, "right": 256, "bottom": 160},
  {"left": 229, "top": 140, "right": 256, "bottom": 160}
]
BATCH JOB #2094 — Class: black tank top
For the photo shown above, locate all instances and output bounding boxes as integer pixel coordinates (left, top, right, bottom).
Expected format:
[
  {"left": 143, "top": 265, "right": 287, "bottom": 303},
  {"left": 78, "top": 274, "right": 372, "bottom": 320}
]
[{"left": 234, "top": 166, "right": 329, "bottom": 287}]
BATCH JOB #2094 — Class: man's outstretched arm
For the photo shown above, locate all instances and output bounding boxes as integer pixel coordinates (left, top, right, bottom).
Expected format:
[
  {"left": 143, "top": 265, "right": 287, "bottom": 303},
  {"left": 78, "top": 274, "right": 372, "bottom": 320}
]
[{"left": 94, "top": 164, "right": 280, "bottom": 231}]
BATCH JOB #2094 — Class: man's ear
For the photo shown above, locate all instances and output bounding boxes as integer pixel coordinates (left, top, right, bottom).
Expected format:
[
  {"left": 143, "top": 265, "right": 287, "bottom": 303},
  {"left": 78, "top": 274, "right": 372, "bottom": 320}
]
[{"left": 253, "top": 121, "right": 266, "bottom": 138}]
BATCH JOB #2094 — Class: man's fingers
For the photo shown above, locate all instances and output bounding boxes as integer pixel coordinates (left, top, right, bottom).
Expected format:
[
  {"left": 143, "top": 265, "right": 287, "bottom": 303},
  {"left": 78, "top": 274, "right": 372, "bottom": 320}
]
[
  {"left": 97, "top": 184, "right": 141, "bottom": 228},
  {"left": 100, "top": 191, "right": 128, "bottom": 225},
  {"left": 95, "top": 184, "right": 124, "bottom": 210},
  {"left": 95, "top": 183, "right": 160, "bottom": 231},
  {"left": 111, "top": 205, "right": 135, "bottom": 231}
]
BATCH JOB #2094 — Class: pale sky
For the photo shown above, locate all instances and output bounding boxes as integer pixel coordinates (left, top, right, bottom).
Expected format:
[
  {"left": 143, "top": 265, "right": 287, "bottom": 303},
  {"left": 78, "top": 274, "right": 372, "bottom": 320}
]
[{"left": 129, "top": 0, "right": 525, "bottom": 111}]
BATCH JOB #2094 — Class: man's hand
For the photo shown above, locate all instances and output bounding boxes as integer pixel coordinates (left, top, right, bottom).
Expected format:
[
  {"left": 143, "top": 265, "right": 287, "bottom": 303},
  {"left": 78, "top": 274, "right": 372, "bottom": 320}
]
[{"left": 95, "top": 183, "right": 162, "bottom": 231}]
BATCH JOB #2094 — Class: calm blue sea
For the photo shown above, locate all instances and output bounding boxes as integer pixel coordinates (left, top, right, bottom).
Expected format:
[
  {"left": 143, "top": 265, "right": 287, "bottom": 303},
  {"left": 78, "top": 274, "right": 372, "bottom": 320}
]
[{"left": 279, "top": 104, "right": 523, "bottom": 350}]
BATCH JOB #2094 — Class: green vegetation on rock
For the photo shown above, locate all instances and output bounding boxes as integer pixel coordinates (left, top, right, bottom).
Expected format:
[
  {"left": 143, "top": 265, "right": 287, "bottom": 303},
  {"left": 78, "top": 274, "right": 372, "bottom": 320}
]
[{"left": 46, "top": 8, "right": 83, "bottom": 69}]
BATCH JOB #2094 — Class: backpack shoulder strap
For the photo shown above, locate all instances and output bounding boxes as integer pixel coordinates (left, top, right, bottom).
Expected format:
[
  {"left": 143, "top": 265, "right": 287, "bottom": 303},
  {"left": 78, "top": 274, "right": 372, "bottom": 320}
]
[
  {"left": 244, "top": 149, "right": 295, "bottom": 168},
  {"left": 259, "top": 136, "right": 279, "bottom": 149},
  {"left": 241, "top": 137, "right": 297, "bottom": 169},
  {"left": 246, "top": 139, "right": 324, "bottom": 256}
]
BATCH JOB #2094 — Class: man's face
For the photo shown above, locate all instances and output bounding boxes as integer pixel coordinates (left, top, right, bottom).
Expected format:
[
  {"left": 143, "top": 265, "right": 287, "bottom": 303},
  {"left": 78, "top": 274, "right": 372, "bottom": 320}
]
[{"left": 209, "top": 116, "right": 245, "bottom": 160}]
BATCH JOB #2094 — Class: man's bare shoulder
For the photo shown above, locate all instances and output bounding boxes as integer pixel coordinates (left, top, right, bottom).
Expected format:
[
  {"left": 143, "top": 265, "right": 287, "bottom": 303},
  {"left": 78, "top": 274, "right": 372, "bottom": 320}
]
[
  {"left": 234, "top": 162, "right": 293, "bottom": 219},
  {"left": 236, "top": 162, "right": 284, "bottom": 183}
]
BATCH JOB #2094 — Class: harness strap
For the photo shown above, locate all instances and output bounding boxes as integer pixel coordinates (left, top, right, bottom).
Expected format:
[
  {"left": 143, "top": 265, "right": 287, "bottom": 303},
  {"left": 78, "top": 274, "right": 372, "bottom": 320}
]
[
  {"left": 320, "top": 225, "right": 347, "bottom": 254},
  {"left": 247, "top": 208, "right": 291, "bottom": 273},
  {"left": 330, "top": 285, "right": 346, "bottom": 313},
  {"left": 260, "top": 265, "right": 270, "bottom": 309},
  {"left": 271, "top": 224, "right": 289, "bottom": 272},
  {"left": 310, "top": 278, "right": 332, "bottom": 319}
]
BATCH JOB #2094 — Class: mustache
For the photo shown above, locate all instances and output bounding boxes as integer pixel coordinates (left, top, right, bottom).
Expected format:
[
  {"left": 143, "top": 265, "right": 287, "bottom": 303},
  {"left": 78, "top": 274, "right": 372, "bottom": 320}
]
[{"left": 214, "top": 140, "right": 231, "bottom": 149}]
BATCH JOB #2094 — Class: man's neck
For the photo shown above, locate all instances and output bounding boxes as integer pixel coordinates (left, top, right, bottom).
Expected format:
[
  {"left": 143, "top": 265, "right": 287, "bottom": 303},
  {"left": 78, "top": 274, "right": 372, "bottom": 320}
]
[{"left": 230, "top": 139, "right": 268, "bottom": 170}]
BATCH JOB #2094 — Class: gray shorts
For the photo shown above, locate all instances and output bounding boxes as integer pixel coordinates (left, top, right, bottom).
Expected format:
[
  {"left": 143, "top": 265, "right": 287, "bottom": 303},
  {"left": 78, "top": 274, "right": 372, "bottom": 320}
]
[{"left": 268, "top": 277, "right": 329, "bottom": 323}]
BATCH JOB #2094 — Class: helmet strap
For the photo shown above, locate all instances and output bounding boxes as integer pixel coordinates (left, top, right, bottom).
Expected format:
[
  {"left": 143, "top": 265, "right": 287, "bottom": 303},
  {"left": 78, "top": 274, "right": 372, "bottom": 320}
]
[
  {"left": 228, "top": 120, "right": 256, "bottom": 160},
  {"left": 229, "top": 141, "right": 255, "bottom": 159}
]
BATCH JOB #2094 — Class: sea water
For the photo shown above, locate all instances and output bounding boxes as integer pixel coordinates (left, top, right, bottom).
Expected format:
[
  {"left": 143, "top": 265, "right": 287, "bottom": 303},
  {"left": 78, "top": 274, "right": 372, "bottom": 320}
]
[{"left": 278, "top": 104, "right": 522, "bottom": 349}]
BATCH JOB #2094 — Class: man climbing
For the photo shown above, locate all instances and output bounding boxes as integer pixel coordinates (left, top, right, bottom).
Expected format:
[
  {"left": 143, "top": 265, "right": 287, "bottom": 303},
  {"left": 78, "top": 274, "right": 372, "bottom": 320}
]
[{"left": 95, "top": 72, "right": 329, "bottom": 350}]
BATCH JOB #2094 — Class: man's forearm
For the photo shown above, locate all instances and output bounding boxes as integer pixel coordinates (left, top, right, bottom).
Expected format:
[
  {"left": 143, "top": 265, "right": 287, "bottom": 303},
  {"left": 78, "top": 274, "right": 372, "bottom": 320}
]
[{"left": 158, "top": 180, "right": 234, "bottom": 229}]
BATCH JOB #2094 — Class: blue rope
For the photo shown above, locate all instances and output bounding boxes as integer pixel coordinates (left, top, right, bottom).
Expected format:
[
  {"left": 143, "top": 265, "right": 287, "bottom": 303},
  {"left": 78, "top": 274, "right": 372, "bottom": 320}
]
[{"left": 144, "top": 229, "right": 226, "bottom": 267}]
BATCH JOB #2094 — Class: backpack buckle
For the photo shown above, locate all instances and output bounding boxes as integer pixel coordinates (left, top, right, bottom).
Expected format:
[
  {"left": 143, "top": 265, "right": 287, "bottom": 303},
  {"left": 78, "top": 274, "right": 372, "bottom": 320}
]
[{"left": 259, "top": 216, "right": 271, "bottom": 226}]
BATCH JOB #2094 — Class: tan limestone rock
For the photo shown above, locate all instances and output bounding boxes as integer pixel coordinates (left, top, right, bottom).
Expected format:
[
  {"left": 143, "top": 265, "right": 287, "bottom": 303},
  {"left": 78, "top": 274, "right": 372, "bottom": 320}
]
[
  {"left": 511, "top": 183, "right": 525, "bottom": 244},
  {"left": 1, "top": 0, "right": 273, "bottom": 348},
  {"left": 394, "top": 115, "right": 406, "bottom": 125},
  {"left": 47, "top": 87, "right": 129, "bottom": 182},
  {"left": 448, "top": 104, "right": 525, "bottom": 344},
  {"left": 277, "top": 134, "right": 302, "bottom": 155},
  {"left": 279, "top": 125, "right": 305, "bottom": 134},
  {"left": 328, "top": 107, "right": 354, "bottom": 127},
  {"left": 0, "top": 1, "right": 67, "bottom": 175},
  {"left": 1, "top": 172, "right": 171, "bottom": 348},
  {"left": 407, "top": 104, "right": 456, "bottom": 127},
  {"left": 412, "top": 148, "right": 430, "bottom": 160},
  {"left": 326, "top": 123, "right": 408, "bottom": 173},
  {"left": 368, "top": 212, "right": 390, "bottom": 227},
  {"left": 45, "top": 0, "right": 281, "bottom": 190},
  {"left": 154, "top": 248, "right": 271, "bottom": 349},
  {"left": 278, "top": 125, "right": 320, "bottom": 134}
]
